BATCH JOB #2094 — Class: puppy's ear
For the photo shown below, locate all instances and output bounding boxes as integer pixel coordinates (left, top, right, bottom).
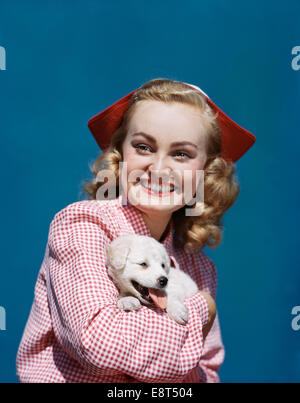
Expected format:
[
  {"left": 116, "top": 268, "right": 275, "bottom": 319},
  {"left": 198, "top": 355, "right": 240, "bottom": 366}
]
[
  {"left": 105, "top": 237, "right": 132, "bottom": 271},
  {"left": 166, "top": 254, "right": 171, "bottom": 271}
]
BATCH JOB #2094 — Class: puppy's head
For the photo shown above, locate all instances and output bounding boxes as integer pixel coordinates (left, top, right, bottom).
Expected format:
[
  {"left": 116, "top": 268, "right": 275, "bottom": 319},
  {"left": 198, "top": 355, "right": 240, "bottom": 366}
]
[{"left": 105, "top": 235, "right": 170, "bottom": 306}]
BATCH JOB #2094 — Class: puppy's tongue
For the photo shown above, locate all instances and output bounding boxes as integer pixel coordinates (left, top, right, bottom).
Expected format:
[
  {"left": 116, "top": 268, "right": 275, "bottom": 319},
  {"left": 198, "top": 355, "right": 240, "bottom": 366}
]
[{"left": 148, "top": 288, "right": 167, "bottom": 309}]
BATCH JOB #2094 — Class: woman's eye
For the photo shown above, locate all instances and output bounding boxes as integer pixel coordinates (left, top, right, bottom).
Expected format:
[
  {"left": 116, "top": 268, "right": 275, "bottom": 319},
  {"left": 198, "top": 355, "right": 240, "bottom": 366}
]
[
  {"left": 174, "top": 151, "right": 190, "bottom": 159},
  {"left": 134, "top": 144, "right": 190, "bottom": 160},
  {"left": 134, "top": 144, "right": 151, "bottom": 153}
]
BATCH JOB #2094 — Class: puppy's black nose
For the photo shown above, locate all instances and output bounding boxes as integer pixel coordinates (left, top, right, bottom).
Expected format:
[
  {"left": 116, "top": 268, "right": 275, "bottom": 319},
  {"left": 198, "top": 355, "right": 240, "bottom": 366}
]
[{"left": 158, "top": 276, "right": 168, "bottom": 288}]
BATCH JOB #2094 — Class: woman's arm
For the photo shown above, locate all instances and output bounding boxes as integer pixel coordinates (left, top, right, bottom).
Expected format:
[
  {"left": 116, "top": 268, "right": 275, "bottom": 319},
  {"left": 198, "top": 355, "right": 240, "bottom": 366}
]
[
  {"left": 183, "top": 258, "right": 224, "bottom": 383},
  {"left": 198, "top": 312, "right": 225, "bottom": 382},
  {"left": 46, "top": 202, "right": 210, "bottom": 383},
  {"left": 198, "top": 291, "right": 216, "bottom": 339}
]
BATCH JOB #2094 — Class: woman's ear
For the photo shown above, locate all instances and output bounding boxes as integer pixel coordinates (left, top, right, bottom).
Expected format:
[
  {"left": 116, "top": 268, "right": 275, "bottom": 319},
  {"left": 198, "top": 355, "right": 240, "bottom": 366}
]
[{"left": 105, "top": 236, "right": 133, "bottom": 271}]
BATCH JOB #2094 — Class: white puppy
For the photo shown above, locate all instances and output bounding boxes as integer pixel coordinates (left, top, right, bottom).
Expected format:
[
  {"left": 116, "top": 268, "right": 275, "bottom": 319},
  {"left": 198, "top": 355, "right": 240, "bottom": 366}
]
[{"left": 105, "top": 234, "right": 198, "bottom": 325}]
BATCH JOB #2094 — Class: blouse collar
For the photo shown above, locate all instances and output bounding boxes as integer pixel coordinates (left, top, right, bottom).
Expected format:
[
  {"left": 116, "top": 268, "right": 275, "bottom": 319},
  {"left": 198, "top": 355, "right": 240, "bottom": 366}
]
[{"left": 116, "top": 193, "right": 174, "bottom": 251}]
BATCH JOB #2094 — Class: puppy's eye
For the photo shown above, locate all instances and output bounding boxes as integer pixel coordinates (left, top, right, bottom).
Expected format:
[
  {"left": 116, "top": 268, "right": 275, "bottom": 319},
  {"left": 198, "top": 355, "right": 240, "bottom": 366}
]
[
  {"left": 139, "top": 262, "right": 147, "bottom": 267},
  {"left": 161, "top": 263, "right": 165, "bottom": 268}
]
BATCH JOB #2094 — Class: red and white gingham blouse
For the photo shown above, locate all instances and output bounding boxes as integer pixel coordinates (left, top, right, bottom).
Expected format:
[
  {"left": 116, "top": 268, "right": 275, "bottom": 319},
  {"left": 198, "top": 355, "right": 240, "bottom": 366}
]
[{"left": 16, "top": 195, "right": 224, "bottom": 383}]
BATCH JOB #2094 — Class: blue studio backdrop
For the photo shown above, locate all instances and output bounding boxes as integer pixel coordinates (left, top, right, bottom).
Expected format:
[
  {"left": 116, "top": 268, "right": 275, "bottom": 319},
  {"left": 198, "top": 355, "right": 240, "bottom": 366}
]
[{"left": 0, "top": 0, "right": 299, "bottom": 382}]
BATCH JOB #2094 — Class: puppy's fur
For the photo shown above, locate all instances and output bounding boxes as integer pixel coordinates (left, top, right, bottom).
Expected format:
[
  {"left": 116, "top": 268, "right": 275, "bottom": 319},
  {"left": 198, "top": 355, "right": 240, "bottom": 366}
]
[{"left": 105, "top": 234, "right": 198, "bottom": 324}]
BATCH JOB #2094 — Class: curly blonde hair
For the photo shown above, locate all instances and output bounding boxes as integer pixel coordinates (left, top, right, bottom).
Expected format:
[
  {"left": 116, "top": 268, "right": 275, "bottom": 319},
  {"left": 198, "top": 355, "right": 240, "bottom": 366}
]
[{"left": 81, "top": 78, "right": 240, "bottom": 253}]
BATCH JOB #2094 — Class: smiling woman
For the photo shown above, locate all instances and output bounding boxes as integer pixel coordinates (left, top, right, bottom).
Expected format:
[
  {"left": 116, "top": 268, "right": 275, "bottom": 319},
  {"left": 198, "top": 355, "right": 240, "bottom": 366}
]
[
  {"left": 120, "top": 100, "right": 209, "bottom": 241},
  {"left": 83, "top": 79, "right": 242, "bottom": 252},
  {"left": 17, "top": 78, "right": 255, "bottom": 383}
]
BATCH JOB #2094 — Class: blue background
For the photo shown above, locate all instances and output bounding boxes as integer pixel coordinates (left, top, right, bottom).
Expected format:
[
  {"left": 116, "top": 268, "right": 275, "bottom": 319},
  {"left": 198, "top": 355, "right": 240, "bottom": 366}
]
[{"left": 0, "top": 0, "right": 299, "bottom": 383}]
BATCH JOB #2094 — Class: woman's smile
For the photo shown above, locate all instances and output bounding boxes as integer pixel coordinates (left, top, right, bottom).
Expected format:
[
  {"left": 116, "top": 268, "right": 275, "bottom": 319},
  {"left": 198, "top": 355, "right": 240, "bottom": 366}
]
[
  {"left": 138, "top": 179, "right": 176, "bottom": 197},
  {"left": 121, "top": 100, "right": 207, "bottom": 216}
]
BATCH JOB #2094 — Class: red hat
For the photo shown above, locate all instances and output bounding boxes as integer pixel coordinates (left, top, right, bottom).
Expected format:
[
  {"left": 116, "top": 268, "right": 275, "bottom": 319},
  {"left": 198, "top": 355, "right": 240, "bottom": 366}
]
[{"left": 87, "top": 82, "right": 256, "bottom": 162}]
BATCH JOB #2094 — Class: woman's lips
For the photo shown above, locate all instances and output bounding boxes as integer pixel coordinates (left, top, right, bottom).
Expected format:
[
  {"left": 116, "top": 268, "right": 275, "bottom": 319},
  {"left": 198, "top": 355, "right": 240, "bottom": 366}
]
[{"left": 139, "top": 181, "right": 176, "bottom": 197}]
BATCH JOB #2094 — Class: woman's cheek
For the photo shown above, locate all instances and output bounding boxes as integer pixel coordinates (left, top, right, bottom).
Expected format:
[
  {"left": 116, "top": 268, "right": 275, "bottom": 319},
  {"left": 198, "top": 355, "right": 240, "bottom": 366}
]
[
  {"left": 122, "top": 156, "right": 148, "bottom": 184},
  {"left": 192, "top": 162, "right": 205, "bottom": 195},
  {"left": 181, "top": 161, "right": 204, "bottom": 194},
  {"left": 122, "top": 150, "right": 139, "bottom": 170}
]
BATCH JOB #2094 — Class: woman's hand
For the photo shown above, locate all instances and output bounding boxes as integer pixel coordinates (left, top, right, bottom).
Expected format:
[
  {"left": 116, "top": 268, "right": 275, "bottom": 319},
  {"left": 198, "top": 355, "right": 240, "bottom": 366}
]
[{"left": 198, "top": 291, "right": 216, "bottom": 339}]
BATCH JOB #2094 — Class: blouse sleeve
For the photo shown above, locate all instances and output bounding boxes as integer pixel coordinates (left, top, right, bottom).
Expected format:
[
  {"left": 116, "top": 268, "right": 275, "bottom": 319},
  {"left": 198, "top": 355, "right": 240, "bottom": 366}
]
[
  {"left": 46, "top": 202, "right": 210, "bottom": 383},
  {"left": 198, "top": 258, "right": 225, "bottom": 382},
  {"left": 197, "top": 311, "right": 225, "bottom": 382},
  {"left": 182, "top": 254, "right": 225, "bottom": 383}
]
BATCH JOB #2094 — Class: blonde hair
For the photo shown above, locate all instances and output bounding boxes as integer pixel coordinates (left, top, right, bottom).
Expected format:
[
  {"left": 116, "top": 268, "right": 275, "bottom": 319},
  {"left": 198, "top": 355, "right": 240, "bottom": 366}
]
[{"left": 81, "top": 78, "right": 240, "bottom": 253}]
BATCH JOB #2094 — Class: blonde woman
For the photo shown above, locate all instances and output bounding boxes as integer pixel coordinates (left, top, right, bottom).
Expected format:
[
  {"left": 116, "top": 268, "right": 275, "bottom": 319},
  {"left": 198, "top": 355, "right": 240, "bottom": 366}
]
[{"left": 16, "top": 78, "right": 255, "bottom": 383}]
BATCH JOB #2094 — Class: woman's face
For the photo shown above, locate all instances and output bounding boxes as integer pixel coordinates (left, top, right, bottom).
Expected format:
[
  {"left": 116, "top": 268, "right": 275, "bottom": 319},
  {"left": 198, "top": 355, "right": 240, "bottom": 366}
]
[{"left": 121, "top": 100, "right": 208, "bottom": 217}]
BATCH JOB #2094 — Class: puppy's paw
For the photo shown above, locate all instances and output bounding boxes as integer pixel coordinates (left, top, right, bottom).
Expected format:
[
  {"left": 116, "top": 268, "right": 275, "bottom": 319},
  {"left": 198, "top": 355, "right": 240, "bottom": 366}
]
[
  {"left": 166, "top": 300, "right": 189, "bottom": 325},
  {"left": 117, "top": 296, "right": 141, "bottom": 311}
]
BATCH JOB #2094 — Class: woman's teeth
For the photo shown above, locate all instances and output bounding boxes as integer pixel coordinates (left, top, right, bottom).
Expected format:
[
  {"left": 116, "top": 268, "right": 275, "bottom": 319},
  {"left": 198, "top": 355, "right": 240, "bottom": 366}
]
[{"left": 140, "top": 180, "right": 175, "bottom": 194}]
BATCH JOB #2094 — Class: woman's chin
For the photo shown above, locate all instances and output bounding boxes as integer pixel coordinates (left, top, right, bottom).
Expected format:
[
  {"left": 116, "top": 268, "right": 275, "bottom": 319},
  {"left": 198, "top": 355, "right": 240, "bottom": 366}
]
[{"left": 127, "top": 182, "right": 184, "bottom": 212}]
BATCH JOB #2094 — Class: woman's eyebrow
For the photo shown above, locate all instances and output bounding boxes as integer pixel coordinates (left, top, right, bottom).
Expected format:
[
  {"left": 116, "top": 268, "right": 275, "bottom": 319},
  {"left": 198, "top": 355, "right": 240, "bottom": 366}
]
[{"left": 131, "top": 132, "right": 198, "bottom": 149}]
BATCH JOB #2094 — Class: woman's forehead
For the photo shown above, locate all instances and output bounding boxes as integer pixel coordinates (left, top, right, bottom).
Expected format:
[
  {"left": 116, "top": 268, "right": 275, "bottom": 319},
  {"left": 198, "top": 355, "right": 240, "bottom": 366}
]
[
  {"left": 130, "top": 100, "right": 203, "bottom": 123},
  {"left": 127, "top": 101, "right": 207, "bottom": 145}
]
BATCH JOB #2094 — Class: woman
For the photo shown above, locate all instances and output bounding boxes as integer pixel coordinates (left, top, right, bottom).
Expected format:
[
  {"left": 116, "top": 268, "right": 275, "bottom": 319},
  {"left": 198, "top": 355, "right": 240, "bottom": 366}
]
[{"left": 16, "top": 78, "right": 255, "bottom": 382}]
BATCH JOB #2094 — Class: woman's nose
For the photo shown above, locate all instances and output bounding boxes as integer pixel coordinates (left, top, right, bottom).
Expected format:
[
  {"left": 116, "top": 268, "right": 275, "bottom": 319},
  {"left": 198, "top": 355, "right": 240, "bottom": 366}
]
[{"left": 148, "top": 158, "right": 171, "bottom": 181}]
